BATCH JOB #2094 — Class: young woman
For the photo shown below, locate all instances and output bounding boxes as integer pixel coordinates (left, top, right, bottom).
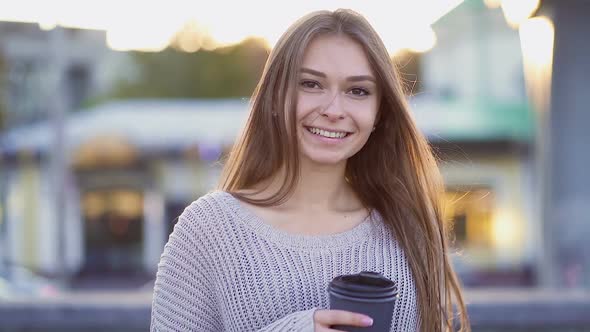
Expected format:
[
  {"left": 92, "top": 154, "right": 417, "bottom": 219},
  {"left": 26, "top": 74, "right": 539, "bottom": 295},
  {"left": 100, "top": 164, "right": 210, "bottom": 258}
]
[{"left": 151, "top": 8, "right": 470, "bottom": 332}]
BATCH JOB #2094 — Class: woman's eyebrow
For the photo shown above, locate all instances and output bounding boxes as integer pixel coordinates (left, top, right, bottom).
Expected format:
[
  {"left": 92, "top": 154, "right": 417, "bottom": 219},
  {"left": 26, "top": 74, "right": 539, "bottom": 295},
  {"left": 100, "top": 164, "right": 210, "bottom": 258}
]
[
  {"left": 347, "top": 75, "right": 376, "bottom": 83},
  {"left": 300, "top": 67, "right": 376, "bottom": 83}
]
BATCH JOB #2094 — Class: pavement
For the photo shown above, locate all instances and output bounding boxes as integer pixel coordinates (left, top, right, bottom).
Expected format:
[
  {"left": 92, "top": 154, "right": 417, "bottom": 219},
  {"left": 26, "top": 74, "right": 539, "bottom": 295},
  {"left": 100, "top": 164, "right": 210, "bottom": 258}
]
[{"left": 0, "top": 288, "right": 589, "bottom": 330}]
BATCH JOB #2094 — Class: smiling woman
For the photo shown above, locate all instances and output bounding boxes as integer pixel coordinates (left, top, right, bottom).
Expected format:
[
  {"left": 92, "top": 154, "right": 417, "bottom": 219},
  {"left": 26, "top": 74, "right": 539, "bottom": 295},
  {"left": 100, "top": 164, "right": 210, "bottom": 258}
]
[
  {"left": 151, "top": 8, "right": 470, "bottom": 332},
  {"left": 296, "top": 34, "right": 380, "bottom": 167}
]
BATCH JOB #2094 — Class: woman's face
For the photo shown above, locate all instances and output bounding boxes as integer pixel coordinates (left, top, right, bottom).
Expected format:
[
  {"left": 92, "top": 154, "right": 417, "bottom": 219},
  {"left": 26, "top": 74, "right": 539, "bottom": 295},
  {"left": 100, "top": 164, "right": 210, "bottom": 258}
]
[{"left": 295, "top": 34, "right": 380, "bottom": 167}]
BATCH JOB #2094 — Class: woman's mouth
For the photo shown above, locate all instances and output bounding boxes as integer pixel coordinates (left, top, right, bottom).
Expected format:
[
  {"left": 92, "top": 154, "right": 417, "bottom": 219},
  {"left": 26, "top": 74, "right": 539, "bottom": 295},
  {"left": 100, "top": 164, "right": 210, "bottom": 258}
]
[{"left": 304, "top": 126, "right": 351, "bottom": 139}]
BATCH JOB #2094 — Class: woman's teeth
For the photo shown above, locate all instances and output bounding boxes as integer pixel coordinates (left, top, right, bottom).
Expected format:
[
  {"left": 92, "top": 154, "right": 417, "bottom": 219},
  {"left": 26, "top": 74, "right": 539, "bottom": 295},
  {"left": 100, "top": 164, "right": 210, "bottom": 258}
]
[{"left": 307, "top": 127, "right": 348, "bottom": 139}]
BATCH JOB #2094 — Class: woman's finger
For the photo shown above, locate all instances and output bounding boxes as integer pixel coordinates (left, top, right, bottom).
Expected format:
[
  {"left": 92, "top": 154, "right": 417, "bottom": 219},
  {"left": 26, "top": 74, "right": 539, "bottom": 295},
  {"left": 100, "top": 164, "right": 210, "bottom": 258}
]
[{"left": 314, "top": 309, "right": 373, "bottom": 327}]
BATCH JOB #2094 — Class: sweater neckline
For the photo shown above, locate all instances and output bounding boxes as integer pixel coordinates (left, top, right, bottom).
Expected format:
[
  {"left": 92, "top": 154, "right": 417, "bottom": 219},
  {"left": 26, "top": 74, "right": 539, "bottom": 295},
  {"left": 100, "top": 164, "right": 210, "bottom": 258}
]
[{"left": 216, "top": 190, "right": 378, "bottom": 250}]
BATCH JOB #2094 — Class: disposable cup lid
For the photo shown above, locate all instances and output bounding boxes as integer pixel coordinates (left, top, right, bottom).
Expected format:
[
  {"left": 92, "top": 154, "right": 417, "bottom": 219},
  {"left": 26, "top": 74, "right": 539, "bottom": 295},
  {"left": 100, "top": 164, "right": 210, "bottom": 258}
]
[{"left": 329, "top": 271, "right": 398, "bottom": 299}]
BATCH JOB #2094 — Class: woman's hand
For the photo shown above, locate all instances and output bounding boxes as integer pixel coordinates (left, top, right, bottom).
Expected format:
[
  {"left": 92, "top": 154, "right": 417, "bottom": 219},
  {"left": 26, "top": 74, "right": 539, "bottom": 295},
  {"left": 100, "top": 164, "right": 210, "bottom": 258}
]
[{"left": 313, "top": 309, "right": 373, "bottom": 331}]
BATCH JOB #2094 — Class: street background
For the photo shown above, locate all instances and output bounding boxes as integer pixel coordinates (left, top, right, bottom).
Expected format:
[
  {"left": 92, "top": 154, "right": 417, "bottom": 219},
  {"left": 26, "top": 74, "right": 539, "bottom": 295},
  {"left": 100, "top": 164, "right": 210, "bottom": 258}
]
[{"left": 0, "top": 0, "right": 589, "bottom": 330}]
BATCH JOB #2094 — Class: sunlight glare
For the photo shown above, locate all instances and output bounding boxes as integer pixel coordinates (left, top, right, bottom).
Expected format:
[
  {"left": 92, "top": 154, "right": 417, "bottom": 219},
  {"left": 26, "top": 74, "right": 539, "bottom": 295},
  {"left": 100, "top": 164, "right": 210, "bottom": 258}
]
[
  {"left": 519, "top": 16, "right": 554, "bottom": 68},
  {"left": 492, "top": 210, "right": 522, "bottom": 250},
  {"left": 407, "top": 26, "right": 437, "bottom": 53},
  {"left": 501, "top": 0, "right": 540, "bottom": 28},
  {"left": 106, "top": 1, "right": 184, "bottom": 52},
  {"left": 0, "top": 0, "right": 464, "bottom": 53}
]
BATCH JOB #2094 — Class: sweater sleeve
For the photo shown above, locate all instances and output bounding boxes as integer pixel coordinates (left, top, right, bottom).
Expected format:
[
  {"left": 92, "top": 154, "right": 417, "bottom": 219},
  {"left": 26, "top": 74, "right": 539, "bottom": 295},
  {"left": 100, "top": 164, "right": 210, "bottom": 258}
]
[
  {"left": 150, "top": 209, "right": 222, "bottom": 331},
  {"left": 255, "top": 308, "right": 318, "bottom": 332}
]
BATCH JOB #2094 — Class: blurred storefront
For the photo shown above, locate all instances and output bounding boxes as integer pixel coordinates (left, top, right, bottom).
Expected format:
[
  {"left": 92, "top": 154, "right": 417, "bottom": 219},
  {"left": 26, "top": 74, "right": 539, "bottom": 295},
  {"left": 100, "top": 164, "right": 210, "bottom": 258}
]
[
  {"left": 413, "top": 97, "right": 535, "bottom": 287},
  {"left": 0, "top": 99, "right": 246, "bottom": 287}
]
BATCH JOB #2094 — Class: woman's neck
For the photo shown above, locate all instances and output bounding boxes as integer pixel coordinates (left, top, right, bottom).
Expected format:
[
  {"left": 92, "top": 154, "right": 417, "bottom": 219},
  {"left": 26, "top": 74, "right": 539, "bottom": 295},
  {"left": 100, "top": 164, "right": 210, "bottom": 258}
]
[{"left": 250, "top": 158, "right": 361, "bottom": 213}]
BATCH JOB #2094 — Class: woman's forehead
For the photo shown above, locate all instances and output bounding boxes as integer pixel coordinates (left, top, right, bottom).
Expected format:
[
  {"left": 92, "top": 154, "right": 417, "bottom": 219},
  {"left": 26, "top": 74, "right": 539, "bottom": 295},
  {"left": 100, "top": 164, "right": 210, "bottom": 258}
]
[{"left": 300, "top": 35, "right": 375, "bottom": 79}]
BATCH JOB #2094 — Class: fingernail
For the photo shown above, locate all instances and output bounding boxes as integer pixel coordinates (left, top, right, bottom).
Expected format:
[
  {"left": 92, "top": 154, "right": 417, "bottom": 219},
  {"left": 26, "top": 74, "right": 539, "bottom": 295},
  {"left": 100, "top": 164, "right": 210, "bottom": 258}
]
[{"left": 362, "top": 316, "right": 373, "bottom": 326}]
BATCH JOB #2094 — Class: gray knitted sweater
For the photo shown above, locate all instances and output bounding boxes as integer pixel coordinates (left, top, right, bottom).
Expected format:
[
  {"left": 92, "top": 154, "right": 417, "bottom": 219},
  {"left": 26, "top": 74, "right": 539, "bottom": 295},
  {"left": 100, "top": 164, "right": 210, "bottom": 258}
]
[{"left": 150, "top": 191, "right": 419, "bottom": 331}]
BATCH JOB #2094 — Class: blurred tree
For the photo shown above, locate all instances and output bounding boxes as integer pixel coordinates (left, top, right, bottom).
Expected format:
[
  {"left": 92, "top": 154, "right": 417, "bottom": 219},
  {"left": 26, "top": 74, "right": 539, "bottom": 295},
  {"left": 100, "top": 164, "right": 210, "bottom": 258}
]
[{"left": 108, "top": 37, "right": 269, "bottom": 100}]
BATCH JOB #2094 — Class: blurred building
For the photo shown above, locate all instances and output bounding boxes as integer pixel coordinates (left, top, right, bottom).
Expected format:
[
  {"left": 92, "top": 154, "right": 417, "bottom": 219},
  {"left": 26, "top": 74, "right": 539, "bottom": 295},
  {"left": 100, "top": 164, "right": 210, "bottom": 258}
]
[
  {"left": 0, "top": 21, "right": 135, "bottom": 286},
  {"left": 414, "top": 98, "right": 534, "bottom": 286},
  {"left": 0, "top": 21, "right": 131, "bottom": 128},
  {"left": 432, "top": 0, "right": 590, "bottom": 289},
  {"left": 0, "top": 99, "right": 246, "bottom": 286},
  {"left": 420, "top": 0, "right": 536, "bottom": 286}
]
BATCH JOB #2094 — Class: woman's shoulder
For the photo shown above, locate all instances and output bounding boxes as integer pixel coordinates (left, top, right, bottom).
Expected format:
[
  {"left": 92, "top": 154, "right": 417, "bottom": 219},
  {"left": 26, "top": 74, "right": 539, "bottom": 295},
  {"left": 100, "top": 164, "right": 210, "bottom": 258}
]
[
  {"left": 172, "top": 190, "right": 235, "bottom": 240},
  {"left": 181, "top": 189, "right": 231, "bottom": 219}
]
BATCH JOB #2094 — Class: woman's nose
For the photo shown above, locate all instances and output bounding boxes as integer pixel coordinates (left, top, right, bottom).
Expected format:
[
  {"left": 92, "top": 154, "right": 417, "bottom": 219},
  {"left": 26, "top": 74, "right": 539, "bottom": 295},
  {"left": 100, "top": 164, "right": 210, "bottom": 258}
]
[{"left": 320, "top": 93, "right": 345, "bottom": 120}]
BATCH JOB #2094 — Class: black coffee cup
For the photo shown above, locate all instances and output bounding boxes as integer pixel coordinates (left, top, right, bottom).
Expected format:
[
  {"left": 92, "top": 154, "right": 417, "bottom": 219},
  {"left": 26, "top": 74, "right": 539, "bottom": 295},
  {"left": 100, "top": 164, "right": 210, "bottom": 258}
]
[{"left": 328, "top": 271, "right": 397, "bottom": 332}]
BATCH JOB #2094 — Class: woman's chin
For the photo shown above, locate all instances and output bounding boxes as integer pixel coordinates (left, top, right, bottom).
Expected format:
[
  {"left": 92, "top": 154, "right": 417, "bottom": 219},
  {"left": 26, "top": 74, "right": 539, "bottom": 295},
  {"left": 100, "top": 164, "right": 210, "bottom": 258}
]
[{"left": 300, "top": 153, "right": 347, "bottom": 166}]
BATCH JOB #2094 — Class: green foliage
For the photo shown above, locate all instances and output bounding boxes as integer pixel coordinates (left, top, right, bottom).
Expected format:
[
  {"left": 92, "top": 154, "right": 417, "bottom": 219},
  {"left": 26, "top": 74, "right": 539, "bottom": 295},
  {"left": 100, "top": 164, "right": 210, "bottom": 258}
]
[{"left": 110, "top": 38, "right": 269, "bottom": 99}]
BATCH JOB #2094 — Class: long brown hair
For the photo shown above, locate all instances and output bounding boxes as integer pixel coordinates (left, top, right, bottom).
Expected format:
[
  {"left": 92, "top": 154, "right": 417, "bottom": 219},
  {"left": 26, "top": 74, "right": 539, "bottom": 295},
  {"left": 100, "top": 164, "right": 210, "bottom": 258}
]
[{"left": 218, "top": 8, "right": 470, "bottom": 332}]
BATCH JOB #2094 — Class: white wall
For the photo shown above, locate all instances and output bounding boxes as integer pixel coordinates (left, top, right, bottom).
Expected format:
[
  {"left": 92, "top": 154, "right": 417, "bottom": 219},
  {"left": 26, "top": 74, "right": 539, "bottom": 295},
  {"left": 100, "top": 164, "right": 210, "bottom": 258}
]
[{"left": 424, "top": 6, "right": 526, "bottom": 102}]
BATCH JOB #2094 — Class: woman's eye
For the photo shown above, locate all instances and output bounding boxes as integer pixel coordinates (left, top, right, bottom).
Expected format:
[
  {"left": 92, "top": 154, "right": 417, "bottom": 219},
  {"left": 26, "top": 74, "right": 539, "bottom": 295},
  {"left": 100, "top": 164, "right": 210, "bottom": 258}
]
[
  {"left": 300, "top": 80, "right": 320, "bottom": 89},
  {"left": 349, "top": 87, "right": 370, "bottom": 97}
]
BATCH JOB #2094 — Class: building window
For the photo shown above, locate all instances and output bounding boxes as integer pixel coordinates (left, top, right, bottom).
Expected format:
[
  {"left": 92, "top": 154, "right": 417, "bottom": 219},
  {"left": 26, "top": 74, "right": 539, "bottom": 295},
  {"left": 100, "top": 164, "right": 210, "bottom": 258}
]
[
  {"left": 444, "top": 187, "right": 495, "bottom": 260},
  {"left": 67, "top": 64, "right": 90, "bottom": 110},
  {"left": 80, "top": 189, "right": 144, "bottom": 276}
]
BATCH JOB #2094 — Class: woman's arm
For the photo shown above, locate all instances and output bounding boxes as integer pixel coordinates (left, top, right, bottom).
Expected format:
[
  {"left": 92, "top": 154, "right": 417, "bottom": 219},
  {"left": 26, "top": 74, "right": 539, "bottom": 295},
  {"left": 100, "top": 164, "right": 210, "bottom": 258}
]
[{"left": 150, "top": 212, "right": 222, "bottom": 331}]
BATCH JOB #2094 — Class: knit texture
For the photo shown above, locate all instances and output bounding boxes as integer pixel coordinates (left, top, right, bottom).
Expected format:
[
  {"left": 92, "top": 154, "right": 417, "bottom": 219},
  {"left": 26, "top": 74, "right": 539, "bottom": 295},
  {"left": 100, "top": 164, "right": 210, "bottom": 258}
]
[{"left": 151, "top": 191, "right": 419, "bottom": 331}]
